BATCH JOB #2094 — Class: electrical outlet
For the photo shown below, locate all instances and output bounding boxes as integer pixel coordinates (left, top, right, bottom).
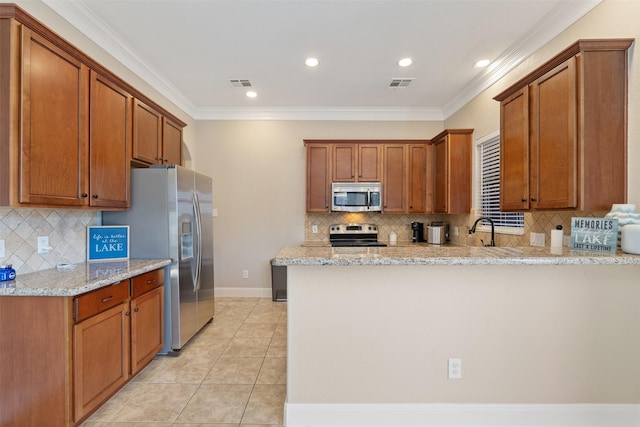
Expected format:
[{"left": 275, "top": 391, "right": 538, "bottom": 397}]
[
  {"left": 0, "top": 239, "right": 5, "bottom": 258},
  {"left": 312, "top": 225, "right": 318, "bottom": 234},
  {"left": 37, "top": 236, "right": 50, "bottom": 254},
  {"left": 453, "top": 226, "right": 459, "bottom": 236},
  {"left": 530, "top": 232, "right": 546, "bottom": 247},
  {"left": 448, "top": 358, "right": 462, "bottom": 379},
  {"left": 242, "top": 269, "right": 249, "bottom": 279}
]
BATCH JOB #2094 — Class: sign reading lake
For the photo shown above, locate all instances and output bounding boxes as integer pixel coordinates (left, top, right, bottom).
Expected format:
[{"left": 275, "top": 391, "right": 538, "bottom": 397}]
[
  {"left": 87, "top": 226, "right": 130, "bottom": 261},
  {"left": 570, "top": 217, "right": 618, "bottom": 254}
]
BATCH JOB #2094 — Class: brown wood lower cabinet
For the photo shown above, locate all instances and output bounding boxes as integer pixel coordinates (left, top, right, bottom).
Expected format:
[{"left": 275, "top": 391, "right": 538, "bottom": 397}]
[
  {"left": 131, "top": 285, "right": 164, "bottom": 375},
  {"left": 0, "top": 267, "right": 165, "bottom": 426},
  {"left": 74, "top": 301, "right": 131, "bottom": 421}
]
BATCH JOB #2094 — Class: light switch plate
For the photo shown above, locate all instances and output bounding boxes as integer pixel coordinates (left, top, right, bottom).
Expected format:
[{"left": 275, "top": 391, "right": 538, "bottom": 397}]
[{"left": 0, "top": 239, "right": 5, "bottom": 258}]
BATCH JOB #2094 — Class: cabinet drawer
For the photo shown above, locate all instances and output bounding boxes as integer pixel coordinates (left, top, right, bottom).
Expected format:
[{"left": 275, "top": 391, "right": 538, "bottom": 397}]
[
  {"left": 131, "top": 268, "right": 164, "bottom": 299},
  {"left": 75, "top": 281, "right": 130, "bottom": 322}
]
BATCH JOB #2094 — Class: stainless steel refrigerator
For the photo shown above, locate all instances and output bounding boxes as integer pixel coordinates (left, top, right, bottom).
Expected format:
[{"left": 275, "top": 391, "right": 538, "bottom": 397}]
[{"left": 103, "top": 165, "right": 214, "bottom": 354}]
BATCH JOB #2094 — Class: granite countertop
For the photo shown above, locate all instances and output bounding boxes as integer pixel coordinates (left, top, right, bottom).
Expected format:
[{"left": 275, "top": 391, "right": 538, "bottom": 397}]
[
  {"left": 0, "top": 258, "right": 171, "bottom": 297},
  {"left": 273, "top": 245, "right": 640, "bottom": 266}
]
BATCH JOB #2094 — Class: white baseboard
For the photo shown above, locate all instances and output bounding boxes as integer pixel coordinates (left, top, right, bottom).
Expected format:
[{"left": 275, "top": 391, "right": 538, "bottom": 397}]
[
  {"left": 285, "top": 403, "right": 640, "bottom": 426},
  {"left": 215, "top": 287, "right": 272, "bottom": 298}
]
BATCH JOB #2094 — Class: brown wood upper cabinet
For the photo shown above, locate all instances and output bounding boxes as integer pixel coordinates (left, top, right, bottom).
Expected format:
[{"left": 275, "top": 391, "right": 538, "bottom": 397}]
[
  {"left": 382, "top": 144, "right": 407, "bottom": 213},
  {"left": 0, "top": 5, "right": 186, "bottom": 208},
  {"left": 13, "top": 27, "right": 90, "bottom": 208},
  {"left": 305, "top": 140, "right": 432, "bottom": 214},
  {"left": 306, "top": 142, "right": 331, "bottom": 213},
  {"left": 332, "top": 144, "right": 381, "bottom": 182},
  {"left": 494, "top": 39, "right": 633, "bottom": 211},
  {"left": 431, "top": 129, "right": 473, "bottom": 214},
  {"left": 132, "top": 100, "right": 184, "bottom": 166},
  {"left": 90, "top": 71, "right": 132, "bottom": 208}
]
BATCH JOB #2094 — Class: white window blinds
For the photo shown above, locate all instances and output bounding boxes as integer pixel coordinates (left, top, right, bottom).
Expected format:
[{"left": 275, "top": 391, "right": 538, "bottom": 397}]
[{"left": 480, "top": 136, "right": 524, "bottom": 229}]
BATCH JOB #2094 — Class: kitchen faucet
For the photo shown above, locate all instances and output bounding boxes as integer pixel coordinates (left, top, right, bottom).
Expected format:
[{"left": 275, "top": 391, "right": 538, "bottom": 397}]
[{"left": 468, "top": 217, "right": 496, "bottom": 247}]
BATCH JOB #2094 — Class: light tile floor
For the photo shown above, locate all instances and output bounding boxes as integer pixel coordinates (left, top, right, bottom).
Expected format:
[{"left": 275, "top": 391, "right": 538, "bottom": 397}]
[{"left": 81, "top": 297, "right": 287, "bottom": 427}]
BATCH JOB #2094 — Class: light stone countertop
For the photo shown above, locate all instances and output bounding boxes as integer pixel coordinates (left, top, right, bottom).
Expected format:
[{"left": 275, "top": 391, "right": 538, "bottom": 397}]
[
  {"left": 273, "top": 245, "right": 640, "bottom": 266},
  {"left": 0, "top": 258, "right": 171, "bottom": 297}
]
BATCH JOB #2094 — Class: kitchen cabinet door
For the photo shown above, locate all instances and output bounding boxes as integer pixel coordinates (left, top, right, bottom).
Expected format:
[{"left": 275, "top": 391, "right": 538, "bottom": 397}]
[
  {"left": 408, "top": 144, "right": 428, "bottom": 213},
  {"left": 162, "top": 117, "right": 183, "bottom": 165},
  {"left": 306, "top": 143, "right": 331, "bottom": 212},
  {"left": 74, "top": 301, "right": 130, "bottom": 422},
  {"left": 332, "top": 144, "right": 356, "bottom": 182},
  {"left": 132, "top": 99, "right": 163, "bottom": 165},
  {"left": 382, "top": 144, "right": 407, "bottom": 213},
  {"left": 432, "top": 130, "right": 472, "bottom": 214},
  {"left": 529, "top": 58, "right": 577, "bottom": 210},
  {"left": 500, "top": 87, "right": 530, "bottom": 211},
  {"left": 358, "top": 144, "right": 382, "bottom": 182},
  {"left": 19, "top": 28, "right": 89, "bottom": 207},
  {"left": 131, "top": 286, "right": 164, "bottom": 375},
  {"left": 89, "top": 71, "right": 131, "bottom": 208}
]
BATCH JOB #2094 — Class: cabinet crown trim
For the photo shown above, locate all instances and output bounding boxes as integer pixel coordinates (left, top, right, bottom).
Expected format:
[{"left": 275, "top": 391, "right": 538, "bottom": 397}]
[{"left": 494, "top": 38, "right": 634, "bottom": 102}]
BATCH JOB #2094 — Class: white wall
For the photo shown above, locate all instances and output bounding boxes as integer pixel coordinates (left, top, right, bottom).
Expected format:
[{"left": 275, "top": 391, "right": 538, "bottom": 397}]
[{"left": 194, "top": 121, "right": 441, "bottom": 295}]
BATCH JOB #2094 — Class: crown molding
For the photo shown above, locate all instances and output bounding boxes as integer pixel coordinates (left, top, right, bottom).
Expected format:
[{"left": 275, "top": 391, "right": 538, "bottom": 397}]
[
  {"left": 442, "top": 0, "right": 602, "bottom": 119},
  {"left": 192, "top": 107, "right": 444, "bottom": 121},
  {"left": 42, "top": 0, "right": 199, "bottom": 117},
  {"left": 43, "top": 0, "right": 601, "bottom": 122}
]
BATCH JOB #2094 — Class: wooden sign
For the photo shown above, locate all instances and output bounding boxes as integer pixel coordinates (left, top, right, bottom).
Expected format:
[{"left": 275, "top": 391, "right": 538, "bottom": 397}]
[
  {"left": 570, "top": 217, "right": 618, "bottom": 254},
  {"left": 87, "top": 226, "right": 130, "bottom": 261}
]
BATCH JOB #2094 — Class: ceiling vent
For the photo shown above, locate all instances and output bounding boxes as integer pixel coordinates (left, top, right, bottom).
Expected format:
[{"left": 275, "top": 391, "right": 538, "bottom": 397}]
[
  {"left": 228, "top": 79, "right": 253, "bottom": 88},
  {"left": 387, "top": 78, "right": 414, "bottom": 89}
]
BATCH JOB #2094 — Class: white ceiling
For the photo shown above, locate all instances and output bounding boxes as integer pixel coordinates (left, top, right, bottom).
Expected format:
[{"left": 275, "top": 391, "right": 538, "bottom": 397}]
[{"left": 43, "top": 0, "right": 600, "bottom": 120}]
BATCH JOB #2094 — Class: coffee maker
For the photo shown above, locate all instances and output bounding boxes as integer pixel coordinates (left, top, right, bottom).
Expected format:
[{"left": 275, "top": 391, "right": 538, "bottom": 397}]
[{"left": 411, "top": 221, "right": 425, "bottom": 242}]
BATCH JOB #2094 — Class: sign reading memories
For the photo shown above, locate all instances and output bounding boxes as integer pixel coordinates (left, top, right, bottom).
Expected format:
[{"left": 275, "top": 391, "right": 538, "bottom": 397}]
[
  {"left": 570, "top": 217, "right": 618, "bottom": 254},
  {"left": 87, "top": 226, "right": 130, "bottom": 261}
]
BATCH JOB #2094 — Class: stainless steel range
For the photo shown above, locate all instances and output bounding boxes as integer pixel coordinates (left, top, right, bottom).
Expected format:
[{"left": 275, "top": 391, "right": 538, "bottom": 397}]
[{"left": 329, "top": 223, "right": 387, "bottom": 247}]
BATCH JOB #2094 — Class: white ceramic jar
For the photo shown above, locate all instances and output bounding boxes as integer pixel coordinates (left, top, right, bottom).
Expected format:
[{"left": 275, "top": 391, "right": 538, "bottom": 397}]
[{"left": 621, "top": 224, "right": 640, "bottom": 254}]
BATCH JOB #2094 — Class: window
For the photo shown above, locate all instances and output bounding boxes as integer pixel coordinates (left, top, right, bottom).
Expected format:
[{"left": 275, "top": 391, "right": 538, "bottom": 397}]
[{"left": 477, "top": 134, "right": 524, "bottom": 233}]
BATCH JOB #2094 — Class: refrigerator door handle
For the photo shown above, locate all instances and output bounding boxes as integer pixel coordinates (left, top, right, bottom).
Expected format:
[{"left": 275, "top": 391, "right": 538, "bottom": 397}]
[{"left": 193, "top": 193, "right": 203, "bottom": 290}]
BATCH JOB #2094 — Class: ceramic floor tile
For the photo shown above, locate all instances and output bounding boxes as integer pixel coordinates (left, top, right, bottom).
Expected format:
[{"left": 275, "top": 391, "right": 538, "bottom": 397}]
[
  {"left": 256, "top": 357, "right": 286, "bottom": 385},
  {"left": 265, "top": 337, "right": 286, "bottom": 358},
  {"left": 240, "top": 384, "right": 286, "bottom": 425},
  {"left": 174, "top": 384, "right": 253, "bottom": 424},
  {"left": 244, "top": 311, "right": 282, "bottom": 324},
  {"left": 235, "top": 322, "right": 277, "bottom": 338},
  {"left": 110, "top": 383, "right": 198, "bottom": 423},
  {"left": 80, "top": 298, "right": 286, "bottom": 427},
  {"left": 273, "top": 323, "right": 287, "bottom": 338},
  {"left": 203, "top": 357, "right": 264, "bottom": 384},
  {"left": 222, "top": 336, "right": 272, "bottom": 357}
]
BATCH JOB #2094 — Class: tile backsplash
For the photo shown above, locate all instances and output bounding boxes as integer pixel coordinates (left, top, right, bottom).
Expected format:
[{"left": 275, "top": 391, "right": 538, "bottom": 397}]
[
  {"left": 0, "top": 208, "right": 98, "bottom": 274},
  {"left": 306, "top": 210, "right": 606, "bottom": 247}
]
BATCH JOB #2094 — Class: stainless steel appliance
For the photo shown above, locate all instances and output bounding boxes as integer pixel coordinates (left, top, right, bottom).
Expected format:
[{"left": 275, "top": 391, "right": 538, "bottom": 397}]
[
  {"left": 329, "top": 223, "right": 387, "bottom": 247},
  {"left": 103, "top": 165, "right": 214, "bottom": 354},
  {"left": 427, "top": 222, "right": 449, "bottom": 245},
  {"left": 331, "top": 182, "right": 382, "bottom": 212}
]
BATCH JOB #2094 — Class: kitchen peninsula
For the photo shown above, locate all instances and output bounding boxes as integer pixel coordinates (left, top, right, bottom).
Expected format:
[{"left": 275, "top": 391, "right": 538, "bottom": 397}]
[{"left": 274, "top": 246, "right": 640, "bottom": 426}]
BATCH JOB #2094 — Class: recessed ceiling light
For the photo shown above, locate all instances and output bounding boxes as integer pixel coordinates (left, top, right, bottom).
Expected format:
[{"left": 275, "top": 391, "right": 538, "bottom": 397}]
[
  {"left": 305, "top": 57, "right": 319, "bottom": 67},
  {"left": 474, "top": 59, "right": 491, "bottom": 68},
  {"left": 246, "top": 91, "right": 257, "bottom": 98},
  {"left": 398, "top": 57, "right": 413, "bottom": 67}
]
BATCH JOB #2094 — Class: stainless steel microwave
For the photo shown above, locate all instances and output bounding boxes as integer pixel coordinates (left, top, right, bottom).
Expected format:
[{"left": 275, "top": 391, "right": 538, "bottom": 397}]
[{"left": 331, "top": 182, "right": 382, "bottom": 212}]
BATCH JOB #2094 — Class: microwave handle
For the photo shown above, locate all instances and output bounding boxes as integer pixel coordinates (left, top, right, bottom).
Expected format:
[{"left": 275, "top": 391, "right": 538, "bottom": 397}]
[{"left": 367, "top": 190, "right": 371, "bottom": 209}]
